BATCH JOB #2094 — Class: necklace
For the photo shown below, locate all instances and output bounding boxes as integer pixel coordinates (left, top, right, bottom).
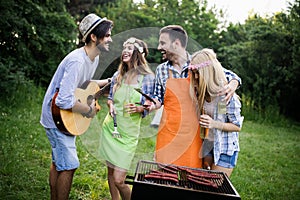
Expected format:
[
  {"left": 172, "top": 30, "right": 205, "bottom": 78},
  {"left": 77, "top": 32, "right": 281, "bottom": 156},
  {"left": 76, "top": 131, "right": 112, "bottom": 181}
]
[{"left": 83, "top": 46, "right": 88, "bottom": 56}]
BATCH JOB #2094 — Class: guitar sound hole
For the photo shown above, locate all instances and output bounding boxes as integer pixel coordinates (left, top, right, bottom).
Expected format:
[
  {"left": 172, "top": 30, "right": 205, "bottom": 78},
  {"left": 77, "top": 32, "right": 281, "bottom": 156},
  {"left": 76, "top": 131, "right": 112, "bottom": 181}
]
[{"left": 87, "top": 95, "right": 94, "bottom": 106}]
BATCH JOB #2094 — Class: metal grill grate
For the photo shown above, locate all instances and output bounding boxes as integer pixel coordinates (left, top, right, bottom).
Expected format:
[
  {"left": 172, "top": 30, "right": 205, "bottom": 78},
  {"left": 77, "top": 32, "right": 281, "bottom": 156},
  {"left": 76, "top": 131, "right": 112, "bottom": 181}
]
[{"left": 130, "top": 160, "right": 241, "bottom": 200}]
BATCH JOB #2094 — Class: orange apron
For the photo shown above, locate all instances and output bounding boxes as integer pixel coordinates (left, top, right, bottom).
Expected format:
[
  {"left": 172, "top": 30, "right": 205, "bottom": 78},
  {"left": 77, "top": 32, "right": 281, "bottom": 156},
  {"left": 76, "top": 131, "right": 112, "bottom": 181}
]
[{"left": 155, "top": 72, "right": 202, "bottom": 168}]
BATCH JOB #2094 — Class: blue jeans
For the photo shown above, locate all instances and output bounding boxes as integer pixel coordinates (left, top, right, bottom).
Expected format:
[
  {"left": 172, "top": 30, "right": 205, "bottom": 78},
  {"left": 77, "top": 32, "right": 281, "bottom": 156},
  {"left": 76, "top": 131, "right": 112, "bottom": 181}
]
[
  {"left": 45, "top": 128, "right": 79, "bottom": 171},
  {"left": 217, "top": 152, "right": 239, "bottom": 168},
  {"left": 206, "top": 150, "right": 239, "bottom": 168}
]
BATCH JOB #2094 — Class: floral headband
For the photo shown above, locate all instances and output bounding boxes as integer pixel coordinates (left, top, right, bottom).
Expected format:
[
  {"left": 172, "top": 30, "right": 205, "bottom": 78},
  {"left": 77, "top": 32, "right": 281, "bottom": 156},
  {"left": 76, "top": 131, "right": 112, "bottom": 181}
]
[
  {"left": 188, "top": 60, "right": 212, "bottom": 70},
  {"left": 123, "top": 38, "right": 144, "bottom": 53}
]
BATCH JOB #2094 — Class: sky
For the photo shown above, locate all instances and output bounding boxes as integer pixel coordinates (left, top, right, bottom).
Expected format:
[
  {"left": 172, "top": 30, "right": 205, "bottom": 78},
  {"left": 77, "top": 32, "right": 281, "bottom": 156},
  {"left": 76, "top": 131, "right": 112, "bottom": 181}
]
[{"left": 206, "top": 0, "right": 293, "bottom": 24}]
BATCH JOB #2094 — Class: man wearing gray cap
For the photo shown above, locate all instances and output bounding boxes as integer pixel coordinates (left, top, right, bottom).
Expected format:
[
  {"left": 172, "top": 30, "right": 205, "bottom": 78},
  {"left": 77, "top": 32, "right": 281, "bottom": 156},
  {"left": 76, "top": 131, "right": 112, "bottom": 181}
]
[{"left": 40, "top": 13, "right": 113, "bottom": 200}]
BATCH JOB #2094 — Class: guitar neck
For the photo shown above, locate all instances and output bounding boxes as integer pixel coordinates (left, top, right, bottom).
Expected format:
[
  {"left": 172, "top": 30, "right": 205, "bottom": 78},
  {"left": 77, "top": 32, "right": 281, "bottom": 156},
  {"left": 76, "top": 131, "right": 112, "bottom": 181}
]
[{"left": 94, "top": 81, "right": 111, "bottom": 100}]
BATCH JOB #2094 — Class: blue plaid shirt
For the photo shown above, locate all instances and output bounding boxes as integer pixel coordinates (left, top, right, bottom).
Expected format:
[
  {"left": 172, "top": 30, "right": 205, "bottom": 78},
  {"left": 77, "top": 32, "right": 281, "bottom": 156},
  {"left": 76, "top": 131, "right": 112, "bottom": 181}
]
[
  {"left": 213, "top": 94, "right": 244, "bottom": 164},
  {"left": 153, "top": 58, "right": 242, "bottom": 104}
]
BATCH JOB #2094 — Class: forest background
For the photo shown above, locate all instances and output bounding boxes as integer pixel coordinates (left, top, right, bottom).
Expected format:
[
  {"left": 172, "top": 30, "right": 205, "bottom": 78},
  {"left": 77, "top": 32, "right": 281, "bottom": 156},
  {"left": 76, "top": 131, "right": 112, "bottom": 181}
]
[{"left": 1, "top": 0, "right": 299, "bottom": 122}]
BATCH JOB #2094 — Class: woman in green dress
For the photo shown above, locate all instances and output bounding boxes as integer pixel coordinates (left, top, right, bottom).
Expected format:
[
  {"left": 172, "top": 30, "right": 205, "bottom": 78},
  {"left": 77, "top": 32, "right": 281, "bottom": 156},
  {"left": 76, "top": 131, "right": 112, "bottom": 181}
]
[{"left": 100, "top": 37, "right": 155, "bottom": 200}]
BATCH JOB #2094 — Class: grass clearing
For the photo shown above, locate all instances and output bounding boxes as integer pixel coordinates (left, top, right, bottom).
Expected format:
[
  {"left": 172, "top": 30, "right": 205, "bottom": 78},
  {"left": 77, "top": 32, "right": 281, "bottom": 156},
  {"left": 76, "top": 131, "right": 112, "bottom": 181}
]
[{"left": 1, "top": 93, "right": 299, "bottom": 199}]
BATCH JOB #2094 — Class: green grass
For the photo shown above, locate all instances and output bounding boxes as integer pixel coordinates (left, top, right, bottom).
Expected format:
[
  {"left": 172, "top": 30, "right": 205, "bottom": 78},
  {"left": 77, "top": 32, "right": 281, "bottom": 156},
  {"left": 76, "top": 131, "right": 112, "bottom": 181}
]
[
  {"left": 0, "top": 89, "right": 299, "bottom": 199},
  {"left": 231, "top": 121, "right": 300, "bottom": 199}
]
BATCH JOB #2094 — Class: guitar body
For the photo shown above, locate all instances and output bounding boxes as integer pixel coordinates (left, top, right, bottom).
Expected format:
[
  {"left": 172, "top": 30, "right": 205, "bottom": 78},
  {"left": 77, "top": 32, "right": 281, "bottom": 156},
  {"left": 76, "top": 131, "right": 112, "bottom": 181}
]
[{"left": 51, "top": 81, "right": 101, "bottom": 136}]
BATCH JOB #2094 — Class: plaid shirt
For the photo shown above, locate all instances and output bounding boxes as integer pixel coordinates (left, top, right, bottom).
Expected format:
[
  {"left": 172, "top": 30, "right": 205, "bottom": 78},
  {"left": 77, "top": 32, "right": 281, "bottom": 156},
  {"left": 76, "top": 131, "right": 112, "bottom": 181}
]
[
  {"left": 153, "top": 57, "right": 242, "bottom": 104},
  {"left": 212, "top": 94, "right": 244, "bottom": 164},
  {"left": 153, "top": 60, "right": 189, "bottom": 103}
]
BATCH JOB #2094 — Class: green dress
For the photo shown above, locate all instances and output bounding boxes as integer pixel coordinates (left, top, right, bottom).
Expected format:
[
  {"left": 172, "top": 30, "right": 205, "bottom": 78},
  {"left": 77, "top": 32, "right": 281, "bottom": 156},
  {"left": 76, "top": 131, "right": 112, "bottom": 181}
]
[{"left": 100, "top": 77, "right": 143, "bottom": 170}]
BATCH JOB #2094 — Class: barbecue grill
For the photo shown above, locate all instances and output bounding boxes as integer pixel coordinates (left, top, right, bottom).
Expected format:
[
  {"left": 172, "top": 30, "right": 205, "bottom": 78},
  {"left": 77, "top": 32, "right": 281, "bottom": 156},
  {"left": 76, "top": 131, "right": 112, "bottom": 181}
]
[{"left": 126, "top": 160, "right": 241, "bottom": 200}]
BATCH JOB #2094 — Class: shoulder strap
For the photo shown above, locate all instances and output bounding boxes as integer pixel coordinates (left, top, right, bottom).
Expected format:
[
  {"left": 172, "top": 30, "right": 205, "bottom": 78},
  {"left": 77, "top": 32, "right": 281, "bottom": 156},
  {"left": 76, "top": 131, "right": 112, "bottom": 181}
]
[{"left": 137, "top": 74, "right": 144, "bottom": 87}]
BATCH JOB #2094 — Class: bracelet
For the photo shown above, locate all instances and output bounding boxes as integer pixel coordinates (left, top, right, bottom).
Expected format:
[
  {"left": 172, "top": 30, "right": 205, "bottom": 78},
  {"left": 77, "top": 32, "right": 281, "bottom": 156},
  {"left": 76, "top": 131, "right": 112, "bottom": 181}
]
[{"left": 83, "top": 105, "right": 92, "bottom": 117}]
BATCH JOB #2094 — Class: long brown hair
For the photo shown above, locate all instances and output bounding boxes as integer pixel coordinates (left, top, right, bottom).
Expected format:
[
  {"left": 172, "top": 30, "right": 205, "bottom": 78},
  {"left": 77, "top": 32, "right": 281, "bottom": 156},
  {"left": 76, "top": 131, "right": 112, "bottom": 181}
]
[{"left": 113, "top": 37, "right": 153, "bottom": 93}]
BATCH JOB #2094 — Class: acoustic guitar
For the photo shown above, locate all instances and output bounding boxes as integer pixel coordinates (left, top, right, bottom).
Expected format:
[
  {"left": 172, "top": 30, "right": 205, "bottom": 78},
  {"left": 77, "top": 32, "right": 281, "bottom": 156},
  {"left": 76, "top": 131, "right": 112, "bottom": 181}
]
[{"left": 51, "top": 80, "right": 111, "bottom": 136}]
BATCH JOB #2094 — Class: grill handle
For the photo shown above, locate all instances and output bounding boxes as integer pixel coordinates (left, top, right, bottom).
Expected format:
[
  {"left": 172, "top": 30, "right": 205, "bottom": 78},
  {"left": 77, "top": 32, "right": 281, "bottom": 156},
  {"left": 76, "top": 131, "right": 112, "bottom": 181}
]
[{"left": 125, "top": 175, "right": 134, "bottom": 185}]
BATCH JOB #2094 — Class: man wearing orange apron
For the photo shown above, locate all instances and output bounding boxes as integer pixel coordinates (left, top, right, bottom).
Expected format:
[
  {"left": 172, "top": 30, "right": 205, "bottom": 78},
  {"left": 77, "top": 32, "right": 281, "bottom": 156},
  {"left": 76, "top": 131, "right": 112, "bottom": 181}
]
[
  {"left": 156, "top": 70, "right": 202, "bottom": 168},
  {"left": 151, "top": 25, "right": 241, "bottom": 169}
]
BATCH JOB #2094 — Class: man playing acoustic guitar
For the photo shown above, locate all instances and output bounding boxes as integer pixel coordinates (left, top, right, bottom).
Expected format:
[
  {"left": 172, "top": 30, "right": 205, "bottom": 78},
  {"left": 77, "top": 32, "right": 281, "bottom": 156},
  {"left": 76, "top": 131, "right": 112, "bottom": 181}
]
[{"left": 40, "top": 13, "right": 113, "bottom": 200}]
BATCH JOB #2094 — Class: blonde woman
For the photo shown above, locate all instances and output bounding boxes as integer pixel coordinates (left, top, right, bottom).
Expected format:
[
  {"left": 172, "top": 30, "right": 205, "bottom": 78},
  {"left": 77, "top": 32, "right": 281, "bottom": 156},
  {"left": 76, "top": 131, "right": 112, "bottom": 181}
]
[
  {"left": 100, "top": 37, "right": 155, "bottom": 200},
  {"left": 189, "top": 48, "right": 244, "bottom": 177}
]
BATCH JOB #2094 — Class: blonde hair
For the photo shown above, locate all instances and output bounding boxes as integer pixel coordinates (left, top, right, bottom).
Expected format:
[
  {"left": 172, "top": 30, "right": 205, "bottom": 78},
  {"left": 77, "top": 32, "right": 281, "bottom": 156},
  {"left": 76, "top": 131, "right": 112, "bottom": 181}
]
[
  {"left": 189, "top": 48, "right": 227, "bottom": 115},
  {"left": 113, "top": 37, "right": 153, "bottom": 92}
]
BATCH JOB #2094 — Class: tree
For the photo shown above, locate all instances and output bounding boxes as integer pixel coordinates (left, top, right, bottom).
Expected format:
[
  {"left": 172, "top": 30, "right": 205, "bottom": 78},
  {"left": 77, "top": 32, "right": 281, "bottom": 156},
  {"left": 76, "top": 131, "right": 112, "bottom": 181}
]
[
  {"left": 284, "top": 0, "right": 300, "bottom": 120},
  {"left": 0, "top": 0, "right": 77, "bottom": 96},
  {"left": 218, "top": 8, "right": 299, "bottom": 121}
]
